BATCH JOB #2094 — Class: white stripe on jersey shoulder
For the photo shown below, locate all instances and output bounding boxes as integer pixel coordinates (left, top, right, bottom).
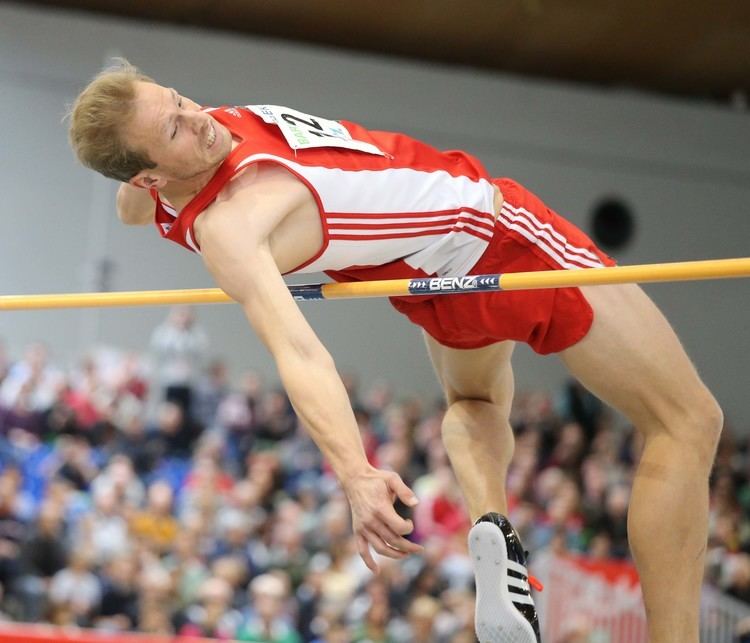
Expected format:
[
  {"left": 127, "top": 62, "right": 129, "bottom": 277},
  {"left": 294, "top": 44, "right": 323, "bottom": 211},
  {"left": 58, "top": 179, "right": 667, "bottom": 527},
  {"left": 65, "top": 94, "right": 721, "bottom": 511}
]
[
  {"left": 160, "top": 203, "right": 178, "bottom": 218},
  {"left": 185, "top": 228, "right": 201, "bottom": 254}
]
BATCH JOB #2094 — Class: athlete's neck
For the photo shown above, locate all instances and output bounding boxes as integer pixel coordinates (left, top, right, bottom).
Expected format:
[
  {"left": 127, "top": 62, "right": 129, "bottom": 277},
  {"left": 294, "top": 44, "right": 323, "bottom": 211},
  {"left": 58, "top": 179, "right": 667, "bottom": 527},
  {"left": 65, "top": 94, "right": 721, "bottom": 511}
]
[
  {"left": 159, "top": 168, "right": 218, "bottom": 211},
  {"left": 159, "top": 139, "right": 240, "bottom": 210}
]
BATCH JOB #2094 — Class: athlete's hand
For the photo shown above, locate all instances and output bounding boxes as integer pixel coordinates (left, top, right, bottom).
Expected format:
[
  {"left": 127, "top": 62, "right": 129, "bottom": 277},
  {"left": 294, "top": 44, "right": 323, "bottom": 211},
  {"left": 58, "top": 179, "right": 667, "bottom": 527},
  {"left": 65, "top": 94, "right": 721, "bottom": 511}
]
[{"left": 343, "top": 467, "right": 423, "bottom": 573}]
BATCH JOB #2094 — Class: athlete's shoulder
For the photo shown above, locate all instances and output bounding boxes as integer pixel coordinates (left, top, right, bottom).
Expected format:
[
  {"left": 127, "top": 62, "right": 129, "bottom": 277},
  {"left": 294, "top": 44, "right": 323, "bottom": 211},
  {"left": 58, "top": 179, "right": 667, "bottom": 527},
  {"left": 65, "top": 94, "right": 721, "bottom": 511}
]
[{"left": 217, "top": 161, "right": 308, "bottom": 207}]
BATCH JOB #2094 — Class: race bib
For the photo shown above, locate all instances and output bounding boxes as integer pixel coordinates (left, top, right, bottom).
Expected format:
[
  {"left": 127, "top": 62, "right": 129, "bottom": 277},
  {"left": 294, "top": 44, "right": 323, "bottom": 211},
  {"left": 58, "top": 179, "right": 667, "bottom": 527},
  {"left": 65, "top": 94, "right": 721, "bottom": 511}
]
[{"left": 247, "top": 105, "right": 385, "bottom": 156}]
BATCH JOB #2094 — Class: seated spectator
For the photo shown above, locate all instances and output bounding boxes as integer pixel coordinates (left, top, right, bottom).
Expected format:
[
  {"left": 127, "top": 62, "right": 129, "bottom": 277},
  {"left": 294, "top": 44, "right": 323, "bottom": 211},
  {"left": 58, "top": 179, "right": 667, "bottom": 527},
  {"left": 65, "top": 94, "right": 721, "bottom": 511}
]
[
  {"left": 176, "top": 576, "right": 242, "bottom": 639},
  {"left": 194, "top": 359, "right": 231, "bottom": 429},
  {"left": 163, "top": 530, "right": 210, "bottom": 608},
  {"left": 90, "top": 454, "right": 145, "bottom": 510},
  {"left": 237, "top": 572, "right": 301, "bottom": 643},
  {"left": 136, "top": 564, "right": 175, "bottom": 634},
  {"left": 0, "top": 343, "right": 62, "bottom": 412},
  {"left": 52, "top": 435, "right": 98, "bottom": 492},
  {"left": 129, "top": 481, "right": 179, "bottom": 555},
  {"left": 65, "top": 355, "right": 107, "bottom": 431},
  {"left": 147, "top": 400, "right": 203, "bottom": 462},
  {"left": 0, "top": 382, "right": 43, "bottom": 441},
  {"left": 109, "top": 407, "right": 159, "bottom": 477},
  {"left": 403, "top": 595, "right": 441, "bottom": 643},
  {"left": 77, "top": 483, "right": 130, "bottom": 564},
  {"left": 350, "top": 588, "right": 393, "bottom": 643},
  {"left": 0, "top": 468, "right": 27, "bottom": 595},
  {"left": 48, "top": 548, "right": 101, "bottom": 626},
  {"left": 209, "top": 510, "right": 254, "bottom": 574},
  {"left": 109, "top": 351, "right": 148, "bottom": 403},
  {"left": 254, "top": 390, "right": 297, "bottom": 444},
  {"left": 16, "top": 501, "right": 68, "bottom": 621},
  {"left": 94, "top": 554, "right": 139, "bottom": 631},
  {"left": 211, "top": 555, "right": 250, "bottom": 610},
  {"left": 180, "top": 453, "right": 235, "bottom": 519}
]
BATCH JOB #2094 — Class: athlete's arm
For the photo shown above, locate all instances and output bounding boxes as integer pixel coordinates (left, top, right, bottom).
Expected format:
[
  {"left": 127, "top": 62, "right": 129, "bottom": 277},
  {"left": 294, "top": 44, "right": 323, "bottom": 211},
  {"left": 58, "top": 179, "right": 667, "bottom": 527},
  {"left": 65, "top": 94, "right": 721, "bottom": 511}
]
[
  {"left": 197, "top": 193, "right": 422, "bottom": 572},
  {"left": 116, "top": 183, "right": 155, "bottom": 225}
]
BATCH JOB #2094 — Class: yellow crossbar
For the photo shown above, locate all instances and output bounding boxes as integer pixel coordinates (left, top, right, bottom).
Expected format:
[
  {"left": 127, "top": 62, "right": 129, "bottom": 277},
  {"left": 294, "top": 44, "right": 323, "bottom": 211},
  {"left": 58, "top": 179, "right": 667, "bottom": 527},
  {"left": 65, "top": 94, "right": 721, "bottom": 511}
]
[{"left": 0, "top": 258, "right": 747, "bottom": 311}]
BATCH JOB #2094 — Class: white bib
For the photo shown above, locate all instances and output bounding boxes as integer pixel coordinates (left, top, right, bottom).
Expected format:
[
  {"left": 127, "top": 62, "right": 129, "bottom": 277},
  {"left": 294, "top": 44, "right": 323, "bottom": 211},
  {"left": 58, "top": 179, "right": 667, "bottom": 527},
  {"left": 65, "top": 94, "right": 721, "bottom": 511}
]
[{"left": 247, "top": 105, "right": 385, "bottom": 156}]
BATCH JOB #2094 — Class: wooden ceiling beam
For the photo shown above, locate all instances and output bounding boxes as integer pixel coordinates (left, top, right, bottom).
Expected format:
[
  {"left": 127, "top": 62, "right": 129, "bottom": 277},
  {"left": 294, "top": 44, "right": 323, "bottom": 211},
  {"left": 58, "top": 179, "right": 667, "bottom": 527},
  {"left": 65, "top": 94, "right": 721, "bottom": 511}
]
[{"left": 17, "top": 0, "right": 750, "bottom": 97}]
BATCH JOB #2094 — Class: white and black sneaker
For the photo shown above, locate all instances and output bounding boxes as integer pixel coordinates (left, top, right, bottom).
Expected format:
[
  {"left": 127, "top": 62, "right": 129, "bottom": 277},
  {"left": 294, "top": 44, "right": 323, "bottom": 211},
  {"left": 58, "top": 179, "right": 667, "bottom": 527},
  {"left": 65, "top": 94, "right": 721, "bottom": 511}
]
[{"left": 469, "top": 512, "right": 542, "bottom": 643}]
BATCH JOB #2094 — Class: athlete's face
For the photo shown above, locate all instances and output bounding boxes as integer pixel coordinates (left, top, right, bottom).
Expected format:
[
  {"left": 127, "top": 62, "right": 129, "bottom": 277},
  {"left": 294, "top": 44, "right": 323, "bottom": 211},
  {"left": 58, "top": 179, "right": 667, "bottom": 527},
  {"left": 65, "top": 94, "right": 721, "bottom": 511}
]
[{"left": 124, "top": 81, "right": 232, "bottom": 188}]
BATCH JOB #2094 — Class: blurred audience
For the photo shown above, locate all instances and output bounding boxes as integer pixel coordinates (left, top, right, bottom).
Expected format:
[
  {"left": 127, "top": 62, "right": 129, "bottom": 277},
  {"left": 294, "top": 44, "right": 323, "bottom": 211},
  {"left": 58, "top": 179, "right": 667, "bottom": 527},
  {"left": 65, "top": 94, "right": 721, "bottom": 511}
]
[{"left": 0, "top": 328, "right": 746, "bottom": 642}]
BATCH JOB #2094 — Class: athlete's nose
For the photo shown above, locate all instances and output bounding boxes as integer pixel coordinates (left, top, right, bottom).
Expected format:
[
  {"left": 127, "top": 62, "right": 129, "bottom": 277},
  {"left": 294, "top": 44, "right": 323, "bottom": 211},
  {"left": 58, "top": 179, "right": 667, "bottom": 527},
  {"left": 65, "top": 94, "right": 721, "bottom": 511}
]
[{"left": 186, "top": 111, "right": 205, "bottom": 135}]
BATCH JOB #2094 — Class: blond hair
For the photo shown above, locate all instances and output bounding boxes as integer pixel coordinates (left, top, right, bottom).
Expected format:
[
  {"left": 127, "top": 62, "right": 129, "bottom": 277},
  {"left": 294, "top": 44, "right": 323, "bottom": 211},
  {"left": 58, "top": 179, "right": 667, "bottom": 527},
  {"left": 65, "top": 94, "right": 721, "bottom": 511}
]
[{"left": 68, "top": 58, "right": 157, "bottom": 182}]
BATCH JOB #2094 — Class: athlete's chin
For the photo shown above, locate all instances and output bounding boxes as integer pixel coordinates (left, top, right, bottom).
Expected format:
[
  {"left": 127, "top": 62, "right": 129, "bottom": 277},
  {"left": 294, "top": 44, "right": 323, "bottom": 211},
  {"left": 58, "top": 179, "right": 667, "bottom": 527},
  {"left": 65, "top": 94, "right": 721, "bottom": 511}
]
[{"left": 215, "top": 129, "right": 232, "bottom": 159}]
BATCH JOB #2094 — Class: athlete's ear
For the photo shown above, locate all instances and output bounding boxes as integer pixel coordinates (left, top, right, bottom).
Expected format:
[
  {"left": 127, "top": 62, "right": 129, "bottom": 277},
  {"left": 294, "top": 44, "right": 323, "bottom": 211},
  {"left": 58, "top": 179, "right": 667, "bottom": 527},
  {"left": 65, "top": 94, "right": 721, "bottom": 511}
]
[{"left": 129, "top": 171, "right": 166, "bottom": 191}]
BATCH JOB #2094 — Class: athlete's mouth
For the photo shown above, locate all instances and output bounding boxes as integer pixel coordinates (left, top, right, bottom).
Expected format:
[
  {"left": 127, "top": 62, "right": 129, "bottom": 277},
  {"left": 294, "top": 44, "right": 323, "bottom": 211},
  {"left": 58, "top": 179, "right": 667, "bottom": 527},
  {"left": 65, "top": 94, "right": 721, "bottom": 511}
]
[{"left": 206, "top": 122, "right": 216, "bottom": 149}]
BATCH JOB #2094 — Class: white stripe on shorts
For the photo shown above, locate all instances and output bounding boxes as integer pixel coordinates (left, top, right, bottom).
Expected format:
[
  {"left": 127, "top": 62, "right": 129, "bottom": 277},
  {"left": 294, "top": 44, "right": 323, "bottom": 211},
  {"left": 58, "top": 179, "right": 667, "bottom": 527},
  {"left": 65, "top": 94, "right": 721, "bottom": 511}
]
[{"left": 499, "top": 204, "right": 604, "bottom": 270}]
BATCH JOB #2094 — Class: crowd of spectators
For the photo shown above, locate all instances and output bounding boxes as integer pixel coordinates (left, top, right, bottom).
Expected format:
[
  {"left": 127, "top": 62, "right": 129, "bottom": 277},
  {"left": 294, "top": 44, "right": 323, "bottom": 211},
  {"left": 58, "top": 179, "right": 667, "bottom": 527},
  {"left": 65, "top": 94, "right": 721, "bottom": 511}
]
[{"left": 0, "top": 307, "right": 748, "bottom": 642}]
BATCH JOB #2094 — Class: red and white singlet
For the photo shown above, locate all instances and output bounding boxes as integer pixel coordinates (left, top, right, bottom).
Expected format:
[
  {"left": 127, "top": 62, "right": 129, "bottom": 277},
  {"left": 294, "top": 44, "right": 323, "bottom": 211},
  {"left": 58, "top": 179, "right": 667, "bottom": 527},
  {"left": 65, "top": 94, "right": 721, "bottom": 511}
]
[{"left": 154, "top": 105, "right": 497, "bottom": 279}]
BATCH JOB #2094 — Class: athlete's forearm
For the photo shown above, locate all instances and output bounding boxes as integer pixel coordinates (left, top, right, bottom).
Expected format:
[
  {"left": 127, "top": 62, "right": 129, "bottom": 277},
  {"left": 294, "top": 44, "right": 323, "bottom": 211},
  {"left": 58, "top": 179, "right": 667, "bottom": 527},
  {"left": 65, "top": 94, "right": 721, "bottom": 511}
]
[{"left": 275, "top": 348, "right": 371, "bottom": 482}]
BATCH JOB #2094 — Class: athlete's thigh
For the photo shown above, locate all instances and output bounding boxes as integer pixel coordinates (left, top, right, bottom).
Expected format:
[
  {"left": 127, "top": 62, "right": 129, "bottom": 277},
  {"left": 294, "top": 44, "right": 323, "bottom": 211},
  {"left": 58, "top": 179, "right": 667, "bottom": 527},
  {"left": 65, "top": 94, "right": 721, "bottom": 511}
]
[
  {"left": 423, "top": 332, "right": 515, "bottom": 411},
  {"left": 560, "top": 283, "right": 711, "bottom": 425}
]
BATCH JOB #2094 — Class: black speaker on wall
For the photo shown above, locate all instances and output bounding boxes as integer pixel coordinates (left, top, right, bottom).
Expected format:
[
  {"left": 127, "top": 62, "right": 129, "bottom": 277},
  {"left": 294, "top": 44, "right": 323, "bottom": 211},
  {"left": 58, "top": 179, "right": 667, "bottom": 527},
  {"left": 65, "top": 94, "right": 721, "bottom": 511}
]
[{"left": 590, "top": 197, "right": 635, "bottom": 251}]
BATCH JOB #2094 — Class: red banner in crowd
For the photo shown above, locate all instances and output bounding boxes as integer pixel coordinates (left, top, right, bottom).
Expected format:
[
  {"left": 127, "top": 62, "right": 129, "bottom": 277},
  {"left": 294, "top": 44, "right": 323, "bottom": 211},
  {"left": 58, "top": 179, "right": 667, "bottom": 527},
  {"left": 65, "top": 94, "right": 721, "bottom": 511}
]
[{"left": 0, "top": 623, "right": 222, "bottom": 643}]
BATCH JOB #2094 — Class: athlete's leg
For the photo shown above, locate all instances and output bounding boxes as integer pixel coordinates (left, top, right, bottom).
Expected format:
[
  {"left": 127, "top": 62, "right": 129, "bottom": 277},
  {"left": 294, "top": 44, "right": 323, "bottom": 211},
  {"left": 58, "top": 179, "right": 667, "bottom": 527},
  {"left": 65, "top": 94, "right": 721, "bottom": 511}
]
[
  {"left": 424, "top": 335, "right": 541, "bottom": 643},
  {"left": 422, "top": 335, "right": 516, "bottom": 520},
  {"left": 560, "top": 284, "right": 722, "bottom": 643}
]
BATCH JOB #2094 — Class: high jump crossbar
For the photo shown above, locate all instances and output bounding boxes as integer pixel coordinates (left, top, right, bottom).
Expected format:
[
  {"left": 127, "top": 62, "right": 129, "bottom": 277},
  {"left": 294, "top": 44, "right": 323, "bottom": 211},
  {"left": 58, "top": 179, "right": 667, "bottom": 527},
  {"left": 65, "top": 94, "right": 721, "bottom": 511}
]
[{"left": 0, "top": 257, "right": 748, "bottom": 311}]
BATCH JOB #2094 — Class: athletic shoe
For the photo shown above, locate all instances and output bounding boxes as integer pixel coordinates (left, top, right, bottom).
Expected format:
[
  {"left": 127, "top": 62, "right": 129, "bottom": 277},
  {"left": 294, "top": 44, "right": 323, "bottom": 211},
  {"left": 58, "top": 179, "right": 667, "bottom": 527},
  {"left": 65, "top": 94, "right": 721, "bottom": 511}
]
[{"left": 469, "top": 512, "right": 542, "bottom": 643}]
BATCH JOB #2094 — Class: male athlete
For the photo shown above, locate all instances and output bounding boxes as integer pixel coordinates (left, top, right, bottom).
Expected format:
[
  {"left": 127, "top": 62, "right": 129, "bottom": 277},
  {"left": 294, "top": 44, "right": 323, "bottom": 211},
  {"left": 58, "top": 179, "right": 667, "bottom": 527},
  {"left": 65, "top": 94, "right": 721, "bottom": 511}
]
[{"left": 69, "top": 61, "right": 722, "bottom": 643}]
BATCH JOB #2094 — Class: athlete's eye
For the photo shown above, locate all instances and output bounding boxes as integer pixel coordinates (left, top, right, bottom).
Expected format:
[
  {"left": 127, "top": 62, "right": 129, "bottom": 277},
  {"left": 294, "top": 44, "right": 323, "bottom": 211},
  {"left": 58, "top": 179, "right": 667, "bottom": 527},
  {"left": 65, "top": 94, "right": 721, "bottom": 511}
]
[{"left": 170, "top": 97, "right": 183, "bottom": 139}]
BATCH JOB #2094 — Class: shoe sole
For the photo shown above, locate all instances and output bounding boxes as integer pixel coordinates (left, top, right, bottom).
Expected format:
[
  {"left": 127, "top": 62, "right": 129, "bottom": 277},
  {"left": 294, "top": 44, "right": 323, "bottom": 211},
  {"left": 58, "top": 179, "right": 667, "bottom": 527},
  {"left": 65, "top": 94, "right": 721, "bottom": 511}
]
[{"left": 469, "top": 521, "right": 539, "bottom": 643}]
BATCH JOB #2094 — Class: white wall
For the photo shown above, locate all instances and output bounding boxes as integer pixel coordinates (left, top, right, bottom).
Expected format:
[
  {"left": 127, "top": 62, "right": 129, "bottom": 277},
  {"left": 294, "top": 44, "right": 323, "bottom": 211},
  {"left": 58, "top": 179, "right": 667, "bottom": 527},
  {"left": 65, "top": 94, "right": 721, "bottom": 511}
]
[{"left": 1, "top": 4, "right": 748, "bottom": 425}]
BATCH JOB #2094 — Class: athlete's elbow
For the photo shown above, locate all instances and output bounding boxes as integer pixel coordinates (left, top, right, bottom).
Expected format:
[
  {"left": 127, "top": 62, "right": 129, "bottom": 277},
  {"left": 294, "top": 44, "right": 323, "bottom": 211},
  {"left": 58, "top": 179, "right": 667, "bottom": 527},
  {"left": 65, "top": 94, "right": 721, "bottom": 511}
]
[
  {"left": 277, "top": 341, "right": 337, "bottom": 386},
  {"left": 116, "top": 185, "right": 153, "bottom": 225},
  {"left": 117, "top": 206, "right": 151, "bottom": 226},
  {"left": 279, "top": 331, "right": 334, "bottom": 367}
]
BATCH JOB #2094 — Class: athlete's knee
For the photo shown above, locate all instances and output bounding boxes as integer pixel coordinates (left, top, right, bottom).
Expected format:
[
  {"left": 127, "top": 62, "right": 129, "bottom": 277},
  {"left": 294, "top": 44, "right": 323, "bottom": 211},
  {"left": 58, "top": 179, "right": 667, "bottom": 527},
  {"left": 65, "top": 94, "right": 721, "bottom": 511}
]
[
  {"left": 444, "top": 387, "right": 494, "bottom": 406},
  {"left": 442, "top": 376, "right": 511, "bottom": 409},
  {"left": 639, "top": 384, "right": 723, "bottom": 468},
  {"left": 441, "top": 398, "right": 507, "bottom": 434},
  {"left": 441, "top": 398, "right": 513, "bottom": 451},
  {"left": 689, "top": 389, "right": 724, "bottom": 461}
]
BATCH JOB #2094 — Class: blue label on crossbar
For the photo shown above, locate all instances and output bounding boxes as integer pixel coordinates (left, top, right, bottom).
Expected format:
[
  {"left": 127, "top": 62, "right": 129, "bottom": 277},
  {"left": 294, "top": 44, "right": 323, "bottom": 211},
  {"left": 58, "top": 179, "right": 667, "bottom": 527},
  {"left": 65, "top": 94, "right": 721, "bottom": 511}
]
[
  {"left": 408, "top": 275, "right": 500, "bottom": 295},
  {"left": 290, "top": 285, "right": 325, "bottom": 301}
]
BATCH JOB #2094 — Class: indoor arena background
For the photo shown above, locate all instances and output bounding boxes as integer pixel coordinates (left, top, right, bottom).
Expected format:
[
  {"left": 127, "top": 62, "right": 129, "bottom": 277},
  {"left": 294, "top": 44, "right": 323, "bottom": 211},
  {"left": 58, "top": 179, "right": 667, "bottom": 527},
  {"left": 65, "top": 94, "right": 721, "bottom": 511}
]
[{"left": 0, "top": 2, "right": 749, "bottom": 642}]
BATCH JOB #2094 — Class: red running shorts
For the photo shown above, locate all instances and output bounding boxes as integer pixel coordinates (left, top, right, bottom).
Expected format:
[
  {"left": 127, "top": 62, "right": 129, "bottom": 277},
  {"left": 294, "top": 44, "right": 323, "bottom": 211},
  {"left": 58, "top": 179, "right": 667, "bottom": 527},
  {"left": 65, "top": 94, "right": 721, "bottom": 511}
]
[{"left": 390, "top": 177, "right": 616, "bottom": 355}]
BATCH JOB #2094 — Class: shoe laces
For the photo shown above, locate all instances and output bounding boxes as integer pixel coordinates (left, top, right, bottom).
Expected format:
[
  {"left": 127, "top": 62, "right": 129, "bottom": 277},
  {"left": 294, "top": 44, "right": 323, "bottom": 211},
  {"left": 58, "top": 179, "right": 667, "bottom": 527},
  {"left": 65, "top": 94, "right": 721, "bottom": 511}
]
[{"left": 528, "top": 574, "right": 544, "bottom": 592}]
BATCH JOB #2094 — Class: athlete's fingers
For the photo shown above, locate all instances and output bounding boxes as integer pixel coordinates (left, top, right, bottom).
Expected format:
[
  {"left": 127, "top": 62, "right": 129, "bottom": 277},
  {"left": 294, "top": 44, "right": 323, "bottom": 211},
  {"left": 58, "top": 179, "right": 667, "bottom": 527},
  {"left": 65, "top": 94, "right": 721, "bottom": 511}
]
[
  {"left": 370, "top": 521, "right": 423, "bottom": 555},
  {"left": 375, "top": 499, "right": 421, "bottom": 543},
  {"left": 357, "top": 533, "right": 379, "bottom": 574},
  {"left": 363, "top": 527, "right": 408, "bottom": 560},
  {"left": 386, "top": 472, "right": 419, "bottom": 510}
]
